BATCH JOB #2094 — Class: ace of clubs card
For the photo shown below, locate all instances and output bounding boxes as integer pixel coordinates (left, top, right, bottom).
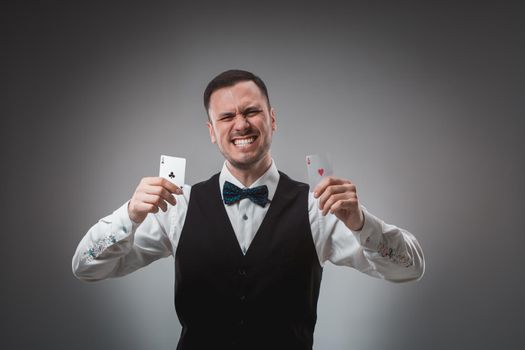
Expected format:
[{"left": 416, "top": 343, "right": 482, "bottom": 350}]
[{"left": 159, "top": 155, "right": 186, "bottom": 188}]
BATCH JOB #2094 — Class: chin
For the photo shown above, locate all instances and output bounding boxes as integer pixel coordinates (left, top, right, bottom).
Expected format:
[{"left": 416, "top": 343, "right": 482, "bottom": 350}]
[
  {"left": 228, "top": 158, "right": 256, "bottom": 170},
  {"left": 220, "top": 143, "right": 270, "bottom": 170},
  {"left": 226, "top": 152, "right": 262, "bottom": 169}
]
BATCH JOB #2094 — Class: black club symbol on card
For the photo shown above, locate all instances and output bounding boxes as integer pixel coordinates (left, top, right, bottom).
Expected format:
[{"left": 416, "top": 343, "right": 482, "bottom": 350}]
[{"left": 169, "top": 172, "right": 175, "bottom": 179}]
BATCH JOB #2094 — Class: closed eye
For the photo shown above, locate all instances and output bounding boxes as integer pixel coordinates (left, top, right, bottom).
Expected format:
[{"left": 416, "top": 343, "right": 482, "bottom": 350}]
[
  {"left": 242, "top": 108, "right": 262, "bottom": 117},
  {"left": 218, "top": 113, "right": 235, "bottom": 121}
]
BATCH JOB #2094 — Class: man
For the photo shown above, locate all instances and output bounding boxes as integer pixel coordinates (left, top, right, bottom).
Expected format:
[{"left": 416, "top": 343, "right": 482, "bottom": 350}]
[{"left": 72, "top": 69, "right": 424, "bottom": 349}]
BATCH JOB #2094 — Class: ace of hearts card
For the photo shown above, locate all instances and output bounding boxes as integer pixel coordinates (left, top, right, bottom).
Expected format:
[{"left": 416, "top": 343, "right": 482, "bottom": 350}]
[{"left": 306, "top": 154, "right": 334, "bottom": 191}]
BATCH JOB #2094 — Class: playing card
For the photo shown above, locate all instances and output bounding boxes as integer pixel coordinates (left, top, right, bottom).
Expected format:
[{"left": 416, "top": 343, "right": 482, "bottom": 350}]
[
  {"left": 306, "top": 154, "right": 334, "bottom": 191},
  {"left": 159, "top": 155, "right": 186, "bottom": 188}
]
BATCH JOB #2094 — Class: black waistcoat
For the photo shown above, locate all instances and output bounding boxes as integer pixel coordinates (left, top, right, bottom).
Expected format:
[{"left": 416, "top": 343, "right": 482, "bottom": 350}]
[{"left": 174, "top": 172, "right": 323, "bottom": 350}]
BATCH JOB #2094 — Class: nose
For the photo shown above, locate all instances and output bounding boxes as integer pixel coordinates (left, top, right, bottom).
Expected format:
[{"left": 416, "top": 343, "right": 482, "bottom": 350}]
[{"left": 233, "top": 113, "right": 250, "bottom": 131}]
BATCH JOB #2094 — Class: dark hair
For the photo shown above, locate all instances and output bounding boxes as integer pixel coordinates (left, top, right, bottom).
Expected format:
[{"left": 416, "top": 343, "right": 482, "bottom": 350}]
[{"left": 203, "top": 69, "right": 270, "bottom": 114}]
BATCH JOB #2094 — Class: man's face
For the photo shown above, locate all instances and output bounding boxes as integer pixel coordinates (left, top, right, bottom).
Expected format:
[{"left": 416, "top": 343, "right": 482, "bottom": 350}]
[{"left": 207, "top": 80, "right": 276, "bottom": 170}]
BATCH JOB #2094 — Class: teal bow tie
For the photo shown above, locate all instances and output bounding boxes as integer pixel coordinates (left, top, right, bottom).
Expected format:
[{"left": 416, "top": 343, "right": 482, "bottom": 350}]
[{"left": 223, "top": 181, "right": 270, "bottom": 207}]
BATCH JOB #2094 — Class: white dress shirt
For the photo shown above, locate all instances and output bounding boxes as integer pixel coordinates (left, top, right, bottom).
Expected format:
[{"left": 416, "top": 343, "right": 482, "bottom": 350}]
[{"left": 72, "top": 161, "right": 425, "bottom": 283}]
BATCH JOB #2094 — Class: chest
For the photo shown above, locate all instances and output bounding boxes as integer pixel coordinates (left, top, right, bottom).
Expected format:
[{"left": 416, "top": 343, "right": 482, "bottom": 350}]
[{"left": 175, "top": 174, "right": 317, "bottom": 276}]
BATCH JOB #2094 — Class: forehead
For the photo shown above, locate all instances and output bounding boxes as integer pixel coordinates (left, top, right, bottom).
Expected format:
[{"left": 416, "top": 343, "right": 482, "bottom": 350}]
[{"left": 209, "top": 81, "right": 266, "bottom": 112}]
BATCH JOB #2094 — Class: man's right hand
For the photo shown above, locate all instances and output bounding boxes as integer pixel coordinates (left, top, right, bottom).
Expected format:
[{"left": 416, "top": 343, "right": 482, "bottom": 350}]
[{"left": 128, "top": 177, "right": 182, "bottom": 224}]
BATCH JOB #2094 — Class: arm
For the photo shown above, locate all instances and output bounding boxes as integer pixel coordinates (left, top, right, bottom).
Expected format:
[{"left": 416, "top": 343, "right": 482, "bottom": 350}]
[
  {"left": 71, "top": 177, "right": 188, "bottom": 282},
  {"left": 311, "top": 177, "right": 424, "bottom": 282},
  {"left": 72, "top": 202, "right": 170, "bottom": 281}
]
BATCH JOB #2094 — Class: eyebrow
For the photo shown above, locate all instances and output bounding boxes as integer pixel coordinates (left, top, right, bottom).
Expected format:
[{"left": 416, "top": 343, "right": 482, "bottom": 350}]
[
  {"left": 217, "top": 105, "right": 262, "bottom": 118},
  {"left": 242, "top": 105, "right": 262, "bottom": 112}
]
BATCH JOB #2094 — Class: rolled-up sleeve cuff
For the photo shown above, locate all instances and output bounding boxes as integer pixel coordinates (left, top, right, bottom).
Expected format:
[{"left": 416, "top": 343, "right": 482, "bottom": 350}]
[
  {"left": 82, "top": 202, "right": 138, "bottom": 263},
  {"left": 112, "top": 201, "right": 140, "bottom": 236},
  {"left": 350, "top": 206, "right": 383, "bottom": 251}
]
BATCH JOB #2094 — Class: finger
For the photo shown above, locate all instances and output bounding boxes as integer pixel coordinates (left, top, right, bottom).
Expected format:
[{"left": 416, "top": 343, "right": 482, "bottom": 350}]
[
  {"left": 313, "top": 176, "right": 351, "bottom": 198},
  {"left": 321, "top": 193, "right": 352, "bottom": 216},
  {"left": 144, "top": 185, "right": 177, "bottom": 206},
  {"left": 331, "top": 193, "right": 358, "bottom": 214},
  {"left": 160, "top": 178, "right": 183, "bottom": 195},
  {"left": 134, "top": 202, "right": 160, "bottom": 214},
  {"left": 137, "top": 193, "right": 168, "bottom": 212},
  {"left": 158, "top": 198, "right": 168, "bottom": 212},
  {"left": 330, "top": 198, "right": 359, "bottom": 214},
  {"left": 318, "top": 184, "right": 356, "bottom": 211},
  {"left": 145, "top": 177, "right": 182, "bottom": 195}
]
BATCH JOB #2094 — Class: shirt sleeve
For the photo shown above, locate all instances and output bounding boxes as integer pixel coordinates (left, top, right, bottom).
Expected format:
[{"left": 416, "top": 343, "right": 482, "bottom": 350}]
[
  {"left": 71, "top": 187, "right": 190, "bottom": 282},
  {"left": 309, "top": 193, "right": 425, "bottom": 282}
]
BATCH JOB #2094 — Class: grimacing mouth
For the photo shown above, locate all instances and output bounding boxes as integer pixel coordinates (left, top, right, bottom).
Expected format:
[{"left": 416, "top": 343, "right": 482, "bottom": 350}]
[{"left": 231, "top": 134, "right": 258, "bottom": 146}]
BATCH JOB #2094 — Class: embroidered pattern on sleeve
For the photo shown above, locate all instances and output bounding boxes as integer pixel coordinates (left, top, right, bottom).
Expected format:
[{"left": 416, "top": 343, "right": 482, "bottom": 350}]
[
  {"left": 83, "top": 234, "right": 117, "bottom": 263},
  {"left": 377, "top": 241, "right": 413, "bottom": 267}
]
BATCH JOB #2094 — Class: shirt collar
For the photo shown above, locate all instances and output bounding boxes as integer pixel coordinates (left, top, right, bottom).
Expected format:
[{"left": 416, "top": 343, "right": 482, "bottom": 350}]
[{"left": 219, "top": 160, "right": 280, "bottom": 201}]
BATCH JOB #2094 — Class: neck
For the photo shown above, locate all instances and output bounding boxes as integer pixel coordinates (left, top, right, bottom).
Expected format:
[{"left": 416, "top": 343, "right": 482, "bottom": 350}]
[{"left": 226, "top": 154, "right": 272, "bottom": 187}]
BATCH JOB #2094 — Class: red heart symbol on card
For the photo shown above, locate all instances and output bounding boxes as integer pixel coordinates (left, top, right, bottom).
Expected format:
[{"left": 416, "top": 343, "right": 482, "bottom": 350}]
[{"left": 318, "top": 168, "right": 324, "bottom": 176}]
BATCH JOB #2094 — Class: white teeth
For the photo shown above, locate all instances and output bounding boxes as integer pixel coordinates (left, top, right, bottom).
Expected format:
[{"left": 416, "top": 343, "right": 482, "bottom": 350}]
[{"left": 233, "top": 137, "right": 255, "bottom": 146}]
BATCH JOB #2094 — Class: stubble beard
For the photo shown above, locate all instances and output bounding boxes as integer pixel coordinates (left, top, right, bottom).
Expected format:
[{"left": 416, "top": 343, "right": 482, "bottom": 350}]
[{"left": 220, "top": 137, "right": 272, "bottom": 171}]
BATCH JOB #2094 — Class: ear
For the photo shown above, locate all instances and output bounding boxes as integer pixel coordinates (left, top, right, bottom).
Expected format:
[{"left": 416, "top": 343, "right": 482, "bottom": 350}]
[
  {"left": 207, "top": 121, "right": 217, "bottom": 144},
  {"left": 270, "top": 107, "right": 277, "bottom": 131}
]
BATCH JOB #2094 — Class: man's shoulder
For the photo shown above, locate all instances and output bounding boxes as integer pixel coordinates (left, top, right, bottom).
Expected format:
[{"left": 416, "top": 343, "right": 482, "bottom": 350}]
[
  {"left": 190, "top": 172, "right": 221, "bottom": 191},
  {"left": 277, "top": 170, "right": 309, "bottom": 192}
]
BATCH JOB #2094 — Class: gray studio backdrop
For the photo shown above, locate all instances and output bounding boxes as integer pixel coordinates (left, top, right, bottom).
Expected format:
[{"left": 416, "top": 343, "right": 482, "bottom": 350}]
[{"left": 3, "top": 1, "right": 524, "bottom": 349}]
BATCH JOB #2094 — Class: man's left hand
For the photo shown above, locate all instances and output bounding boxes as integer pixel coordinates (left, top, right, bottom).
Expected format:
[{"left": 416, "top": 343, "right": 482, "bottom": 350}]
[{"left": 314, "top": 176, "right": 364, "bottom": 231}]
